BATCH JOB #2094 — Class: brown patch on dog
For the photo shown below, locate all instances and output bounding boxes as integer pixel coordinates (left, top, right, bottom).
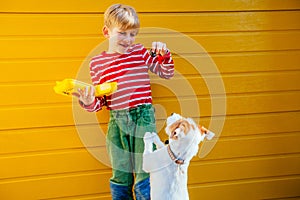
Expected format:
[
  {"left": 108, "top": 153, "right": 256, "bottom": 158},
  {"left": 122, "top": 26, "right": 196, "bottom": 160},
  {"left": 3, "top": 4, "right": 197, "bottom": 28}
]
[{"left": 169, "top": 119, "right": 192, "bottom": 140}]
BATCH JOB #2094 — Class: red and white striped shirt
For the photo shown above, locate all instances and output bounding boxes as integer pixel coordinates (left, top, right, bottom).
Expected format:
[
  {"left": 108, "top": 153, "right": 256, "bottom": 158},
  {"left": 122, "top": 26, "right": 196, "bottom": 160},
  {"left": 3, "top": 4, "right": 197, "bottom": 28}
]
[{"left": 83, "top": 43, "right": 174, "bottom": 111}]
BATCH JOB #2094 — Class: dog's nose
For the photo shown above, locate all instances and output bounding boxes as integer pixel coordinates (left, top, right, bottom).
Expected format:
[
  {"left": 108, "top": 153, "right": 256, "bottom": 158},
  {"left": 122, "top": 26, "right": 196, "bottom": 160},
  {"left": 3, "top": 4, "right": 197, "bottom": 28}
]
[{"left": 171, "top": 113, "right": 174, "bottom": 116}]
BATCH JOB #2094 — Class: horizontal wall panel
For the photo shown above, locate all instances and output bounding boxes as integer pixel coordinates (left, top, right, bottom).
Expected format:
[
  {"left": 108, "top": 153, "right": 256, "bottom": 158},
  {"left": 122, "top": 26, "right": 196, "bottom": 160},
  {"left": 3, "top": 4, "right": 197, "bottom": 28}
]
[
  {"left": 0, "top": 111, "right": 299, "bottom": 155},
  {"left": 44, "top": 194, "right": 111, "bottom": 200},
  {"left": 0, "top": 149, "right": 109, "bottom": 180},
  {"left": 151, "top": 71, "right": 300, "bottom": 97},
  {"left": 1, "top": 175, "right": 299, "bottom": 200},
  {"left": 0, "top": 172, "right": 111, "bottom": 200},
  {"left": 189, "top": 154, "right": 300, "bottom": 184},
  {"left": 0, "top": 162, "right": 298, "bottom": 200},
  {"left": 0, "top": 92, "right": 299, "bottom": 130},
  {"left": 0, "top": 59, "right": 83, "bottom": 83},
  {"left": 0, "top": 104, "right": 109, "bottom": 130},
  {"left": 213, "top": 111, "right": 300, "bottom": 137},
  {"left": 1, "top": 51, "right": 300, "bottom": 83},
  {"left": 0, "top": 105, "right": 75, "bottom": 130},
  {"left": 0, "top": 126, "right": 85, "bottom": 154},
  {"left": 53, "top": 195, "right": 111, "bottom": 200},
  {"left": 188, "top": 176, "right": 300, "bottom": 199},
  {"left": 0, "top": 37, "right": 101, "bottom": 60},
  {"left": 179, "top": 50, "right": 300, "bottom": 75},
  {"left": 0, "top": 125, "right": 108, "bottom": 155},
  {"left": 2, "top": 0, "right": 300, "bottom": 13},
  {"left": 141, "top": 11, "right": 300, "bottom": 33},
  {"left": 202, "top": 133, "right": 300, "bottom": 160},
  {"left": 158, "top": 91, "right": 300, "bottom": 117},
  {"left": 2, "top": 11, "right": 300, "bottom": 36},
  {"left": 1, "top": 71, "right": 299, "bottom": 106},
  {"left": 1, "top": 31, "right": 300, "bottom": 59},
  {"left": 0, "top": 135, "right": 298, "bottom": 180}
]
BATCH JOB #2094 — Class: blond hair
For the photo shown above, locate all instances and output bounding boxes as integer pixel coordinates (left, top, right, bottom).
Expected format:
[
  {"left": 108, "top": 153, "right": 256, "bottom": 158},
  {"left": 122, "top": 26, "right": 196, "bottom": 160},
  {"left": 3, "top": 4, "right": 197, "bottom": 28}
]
[{"left": 104, "top": 4, "right": 140, "bottom": 30}]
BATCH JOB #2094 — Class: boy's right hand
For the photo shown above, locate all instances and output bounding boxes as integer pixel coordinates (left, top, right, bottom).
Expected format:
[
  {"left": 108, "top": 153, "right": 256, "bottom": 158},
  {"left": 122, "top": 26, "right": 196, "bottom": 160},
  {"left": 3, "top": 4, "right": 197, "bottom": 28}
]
[
  {"left": 151, "top": 41, "right": 167, "bottom": 56},
  {"left": 72, "top": 86, "right": 95, "bottom": 106}
]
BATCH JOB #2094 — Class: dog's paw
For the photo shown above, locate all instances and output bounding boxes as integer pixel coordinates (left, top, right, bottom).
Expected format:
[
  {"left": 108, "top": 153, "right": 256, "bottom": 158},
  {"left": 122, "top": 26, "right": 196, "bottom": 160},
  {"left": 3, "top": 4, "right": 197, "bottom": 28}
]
[
  {"left": 144, "top": 132, "right": 158, "bottom": 144},
  {"left": 144, "top": 132, "right": 155, "bottom": 141},
  {"left": 144, "top": 132, "right": 157, "bottom": 154},
  {"left": 153, "top": 135, "right": 164, "bottom": 149},
  {"left": 144, "top": 132, "right": 164, "bottom": 149}
]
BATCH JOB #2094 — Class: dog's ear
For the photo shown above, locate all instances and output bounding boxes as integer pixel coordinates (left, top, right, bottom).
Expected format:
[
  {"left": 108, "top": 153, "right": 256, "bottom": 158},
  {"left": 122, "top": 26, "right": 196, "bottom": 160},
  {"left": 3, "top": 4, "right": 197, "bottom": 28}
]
[
  {"left": 198, "top": 125, "right": 208, "bottom": 135},
  {"left": 168, "top": 120, "right": 181, "bottom": 133},
  {"left": 180, "top": 120, "right": 191, "bottom": 135},
  {"left": 191, "top": 123, "right": 195, "bottom": 130}
]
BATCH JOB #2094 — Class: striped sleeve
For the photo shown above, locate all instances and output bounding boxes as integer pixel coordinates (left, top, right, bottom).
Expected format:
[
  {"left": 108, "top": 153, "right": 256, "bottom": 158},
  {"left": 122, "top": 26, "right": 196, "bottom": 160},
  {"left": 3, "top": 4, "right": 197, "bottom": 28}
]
[
  {"left": 78, "top": 56, "right": 106, "bottom": 112},
  {"left": 141, "top": 46, "right": 175, "bottom": 79},
  {"left": 79, "top": 97, "right": 105, "bottom": 112}
]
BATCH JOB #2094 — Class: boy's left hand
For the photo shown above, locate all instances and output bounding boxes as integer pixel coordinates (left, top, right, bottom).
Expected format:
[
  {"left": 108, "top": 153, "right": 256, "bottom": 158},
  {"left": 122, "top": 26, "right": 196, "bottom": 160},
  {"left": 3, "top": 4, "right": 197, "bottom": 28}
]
[{"left": 152, "top": 42, "right": 168, "bottom": 56}]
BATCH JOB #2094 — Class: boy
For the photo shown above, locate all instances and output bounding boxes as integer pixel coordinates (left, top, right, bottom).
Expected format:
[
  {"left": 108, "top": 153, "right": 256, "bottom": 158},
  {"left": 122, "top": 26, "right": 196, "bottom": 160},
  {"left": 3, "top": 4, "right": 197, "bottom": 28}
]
[{"left": 75, "top": 4, "right": 174, "bottom": 200}]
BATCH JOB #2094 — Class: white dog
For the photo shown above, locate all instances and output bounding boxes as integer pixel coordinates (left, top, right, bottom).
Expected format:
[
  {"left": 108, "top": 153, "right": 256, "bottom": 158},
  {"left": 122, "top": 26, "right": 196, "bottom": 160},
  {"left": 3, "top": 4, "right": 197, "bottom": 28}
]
[{"left": 143, "top": 113, "right": 215, "bottom": 200}]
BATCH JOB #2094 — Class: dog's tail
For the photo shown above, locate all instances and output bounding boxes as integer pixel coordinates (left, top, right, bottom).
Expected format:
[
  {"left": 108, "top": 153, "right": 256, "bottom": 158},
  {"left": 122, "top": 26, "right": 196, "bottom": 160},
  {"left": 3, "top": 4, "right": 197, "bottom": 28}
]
[
  {"left": 197, "top": 125, "right": 215, "bottom": 158},
  {"left": 199, "top": 125, "right": 215, "bottom": 140}
]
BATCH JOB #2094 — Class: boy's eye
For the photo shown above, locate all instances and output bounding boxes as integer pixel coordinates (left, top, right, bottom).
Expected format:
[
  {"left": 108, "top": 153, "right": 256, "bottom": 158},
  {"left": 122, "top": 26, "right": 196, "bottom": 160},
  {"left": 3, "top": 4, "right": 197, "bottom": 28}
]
[{"left": 118, "top": 32, "right": 126, "bottom": 35}]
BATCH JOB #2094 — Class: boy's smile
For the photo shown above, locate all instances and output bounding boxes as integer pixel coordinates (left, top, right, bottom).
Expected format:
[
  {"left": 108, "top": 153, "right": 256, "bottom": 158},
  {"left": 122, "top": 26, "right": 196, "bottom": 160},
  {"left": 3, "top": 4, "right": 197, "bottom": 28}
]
[{"left": 103, "top": 26, "right": 138, "bottom": 54}]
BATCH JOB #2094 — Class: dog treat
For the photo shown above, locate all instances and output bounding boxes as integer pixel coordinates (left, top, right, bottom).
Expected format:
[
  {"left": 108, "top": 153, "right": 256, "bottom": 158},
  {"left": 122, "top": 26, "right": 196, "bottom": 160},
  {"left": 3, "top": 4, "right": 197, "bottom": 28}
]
[{"left": 53, "top": 78, "right": 117, "bottom": 97}]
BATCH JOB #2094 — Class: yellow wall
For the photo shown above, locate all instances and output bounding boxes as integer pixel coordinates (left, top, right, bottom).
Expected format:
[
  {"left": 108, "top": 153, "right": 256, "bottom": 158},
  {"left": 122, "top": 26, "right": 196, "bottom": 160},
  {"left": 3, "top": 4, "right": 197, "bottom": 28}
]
[{"left": 1, "top": 0, "right": 300, "bottom": 199}]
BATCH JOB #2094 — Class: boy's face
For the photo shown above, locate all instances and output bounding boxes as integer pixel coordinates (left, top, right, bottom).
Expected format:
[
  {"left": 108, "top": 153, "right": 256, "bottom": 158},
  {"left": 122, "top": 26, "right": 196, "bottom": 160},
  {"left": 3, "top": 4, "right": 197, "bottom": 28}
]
[{"left": 103, "top": 26, "right": 138, "bottom": 54}]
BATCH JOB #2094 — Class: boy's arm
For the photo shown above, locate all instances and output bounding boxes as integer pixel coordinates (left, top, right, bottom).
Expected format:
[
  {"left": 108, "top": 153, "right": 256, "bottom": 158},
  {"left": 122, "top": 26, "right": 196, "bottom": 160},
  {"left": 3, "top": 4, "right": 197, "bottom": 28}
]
[
  {"left": 78, "top": 58, "right": 106, "bottom": 112},
  {"left": 142, "top": 46, "right": 174, "bottom": 79},
  {"left": 79, "top": 97, "right": 106, "bottom": 112}
]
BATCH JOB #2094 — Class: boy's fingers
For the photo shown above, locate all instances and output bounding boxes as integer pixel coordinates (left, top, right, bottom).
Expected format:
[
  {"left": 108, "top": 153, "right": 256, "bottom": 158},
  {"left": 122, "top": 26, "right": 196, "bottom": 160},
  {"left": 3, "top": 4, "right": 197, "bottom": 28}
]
[
  {"left": 71, "top": 92, "right": 80, "bottom": 98},
  {"left": 156, "top": 42, "right": 161, "bottom": 53},
  {"left": 90, "top": 86, "right": 95, "bottom": 96},
  {"left": 77, "top": 88, "right": 85, "bottom": 97},
  {"left": 151, "top": 42, "right": 167, "bottom": 55},
  {"left": 85, "top": 86, "right": 89, "bottom": 97},
  {"left": 151, "top": 42, "right": 157, "bottom": 52},
  {"left": 162, "top": 43, "right": 166, "bottom": 52}
]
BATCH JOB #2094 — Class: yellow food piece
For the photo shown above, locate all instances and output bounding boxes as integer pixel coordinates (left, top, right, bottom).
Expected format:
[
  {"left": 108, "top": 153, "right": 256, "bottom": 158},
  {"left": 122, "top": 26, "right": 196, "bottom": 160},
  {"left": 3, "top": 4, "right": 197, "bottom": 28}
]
[{"left": 54, "top": 79, "right": 117, "bottom": 97}]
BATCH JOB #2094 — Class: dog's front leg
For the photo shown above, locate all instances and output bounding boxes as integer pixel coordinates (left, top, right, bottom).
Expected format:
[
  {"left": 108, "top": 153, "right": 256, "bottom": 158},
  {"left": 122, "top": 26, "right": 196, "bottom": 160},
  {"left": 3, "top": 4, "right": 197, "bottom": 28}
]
[
  {"left": 143, "top": 132, "right": 164, "bottom": 155},
  {"left": 152, "top": 133, "right": 164, "bottom": 149},
  {"left": 143, "top": 132, "right": 155, "bottom": 154}
]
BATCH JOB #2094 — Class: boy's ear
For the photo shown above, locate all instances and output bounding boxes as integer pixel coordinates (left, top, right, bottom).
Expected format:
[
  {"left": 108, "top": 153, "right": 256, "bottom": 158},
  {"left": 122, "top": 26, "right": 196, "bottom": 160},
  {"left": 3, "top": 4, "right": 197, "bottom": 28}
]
[{"left": 102, "top": 26, "right": 110, "bottom": 38}]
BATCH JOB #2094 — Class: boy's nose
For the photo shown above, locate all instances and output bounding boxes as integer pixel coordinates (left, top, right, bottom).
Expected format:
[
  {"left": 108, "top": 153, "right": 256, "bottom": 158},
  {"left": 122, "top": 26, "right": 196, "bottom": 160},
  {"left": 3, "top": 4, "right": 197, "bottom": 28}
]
[
  {"left": 122, "top": 36, "right": 129, "bottom": 43},
  {"left": 124, "top": 36, "right": 132, "bottom": 42}
]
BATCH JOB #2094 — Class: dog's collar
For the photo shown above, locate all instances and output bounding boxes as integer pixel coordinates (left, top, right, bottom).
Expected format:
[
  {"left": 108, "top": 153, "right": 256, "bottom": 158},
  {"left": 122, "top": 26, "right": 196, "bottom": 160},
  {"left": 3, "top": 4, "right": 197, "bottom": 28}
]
[{"left": 167, "top": 144, "right": 184, "bottom": 165}]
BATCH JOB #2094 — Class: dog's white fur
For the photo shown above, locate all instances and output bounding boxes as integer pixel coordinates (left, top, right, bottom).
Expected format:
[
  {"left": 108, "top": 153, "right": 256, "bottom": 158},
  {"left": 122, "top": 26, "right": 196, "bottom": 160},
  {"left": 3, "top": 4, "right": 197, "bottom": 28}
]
[{"left": 143, "top": 113, "right": 214, "bottom": 200}]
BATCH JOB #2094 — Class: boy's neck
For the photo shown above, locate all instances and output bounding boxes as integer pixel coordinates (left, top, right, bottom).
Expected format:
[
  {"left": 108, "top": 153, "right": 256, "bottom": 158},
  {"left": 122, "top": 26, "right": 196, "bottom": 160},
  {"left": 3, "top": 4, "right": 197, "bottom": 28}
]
[{"left": 104, "top": 50, "right": 121, "bottom": 55}]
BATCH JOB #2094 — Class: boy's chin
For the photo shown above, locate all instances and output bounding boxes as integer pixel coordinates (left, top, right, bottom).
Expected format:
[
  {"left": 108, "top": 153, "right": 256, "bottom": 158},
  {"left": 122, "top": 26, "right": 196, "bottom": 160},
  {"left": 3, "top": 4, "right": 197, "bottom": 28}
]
[
  {"left": 118, "top": 45, "right": 131, "bottom": 54},
  {"left": 118, "top": 50, "right": 127, "bottom": 54}
]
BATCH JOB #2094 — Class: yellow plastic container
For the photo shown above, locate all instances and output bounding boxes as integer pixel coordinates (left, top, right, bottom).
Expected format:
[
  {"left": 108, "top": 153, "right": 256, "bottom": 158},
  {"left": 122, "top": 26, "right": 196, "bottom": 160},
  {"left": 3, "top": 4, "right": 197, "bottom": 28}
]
[{"left": 54, "top": 79, "right": 117, "bottom": 97}]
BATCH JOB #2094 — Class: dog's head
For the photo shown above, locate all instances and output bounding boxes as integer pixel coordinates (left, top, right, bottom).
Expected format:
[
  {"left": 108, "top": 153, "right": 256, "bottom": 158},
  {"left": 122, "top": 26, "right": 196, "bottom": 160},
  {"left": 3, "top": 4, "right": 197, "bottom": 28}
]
[
  {"left": 165, "top": 113, "right": 213, "bottom": 142},
  {"left": 164, "top": 113, "right": 198, "bottom": 141}
]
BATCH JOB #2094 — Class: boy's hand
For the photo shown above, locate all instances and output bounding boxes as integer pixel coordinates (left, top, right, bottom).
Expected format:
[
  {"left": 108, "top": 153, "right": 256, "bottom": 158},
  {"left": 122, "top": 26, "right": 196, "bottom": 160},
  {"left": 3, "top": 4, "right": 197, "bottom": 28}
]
[
  {"left": 72, "top": 86, "right": 95, "bottom": 106},
  {"left": 152, "top": 41, "right": 168, "bottom": 56}
]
